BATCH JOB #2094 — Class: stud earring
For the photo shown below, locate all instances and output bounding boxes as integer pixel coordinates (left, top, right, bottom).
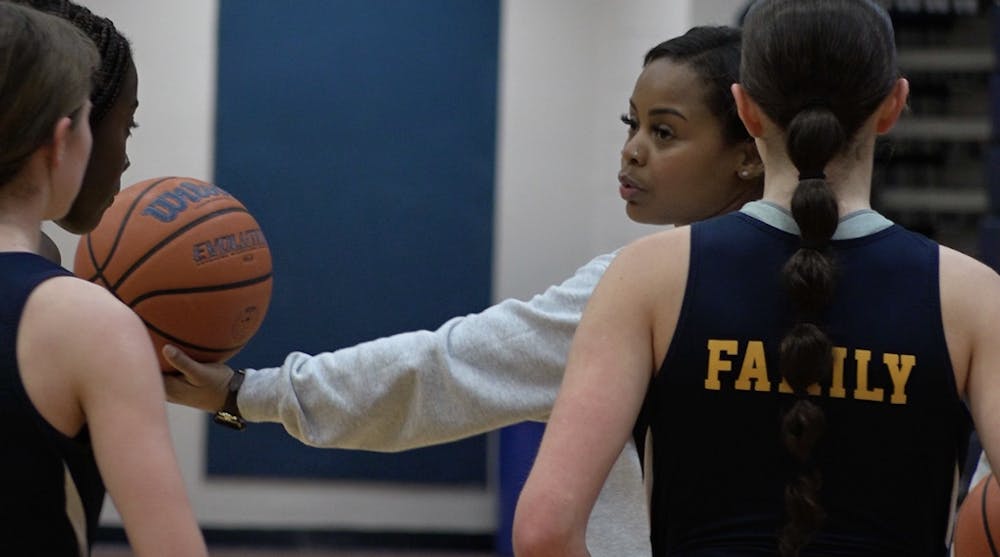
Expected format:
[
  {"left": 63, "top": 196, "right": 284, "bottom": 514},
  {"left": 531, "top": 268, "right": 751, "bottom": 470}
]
[{"left": 739, "top": 169, "right": 751, "bottom": 178}]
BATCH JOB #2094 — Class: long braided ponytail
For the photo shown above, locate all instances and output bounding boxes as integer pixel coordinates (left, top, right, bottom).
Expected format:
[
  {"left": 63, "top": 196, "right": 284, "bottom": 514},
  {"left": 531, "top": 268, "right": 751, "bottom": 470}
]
[{"left": 740, "top": 1, "right": 898, "bottom": 554}]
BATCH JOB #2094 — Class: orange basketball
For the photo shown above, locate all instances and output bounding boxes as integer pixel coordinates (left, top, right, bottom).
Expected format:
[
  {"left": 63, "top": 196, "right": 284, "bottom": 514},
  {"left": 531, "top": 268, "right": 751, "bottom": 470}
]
[
  {"left": 73, "top": 176, "right": 273, "bottom": 372},
  {"left": 954, "top": 473, "right": 1000, "bottom": 557}
]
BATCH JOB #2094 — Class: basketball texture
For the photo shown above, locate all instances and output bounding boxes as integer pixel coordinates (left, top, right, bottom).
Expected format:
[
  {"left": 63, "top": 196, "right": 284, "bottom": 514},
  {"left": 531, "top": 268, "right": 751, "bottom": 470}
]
[
  {"left": 954, "top": 473, "right": 1000, "bottom": 557},
  {"left": 73, "top": 176, "right": 272, "bottom": 372}
]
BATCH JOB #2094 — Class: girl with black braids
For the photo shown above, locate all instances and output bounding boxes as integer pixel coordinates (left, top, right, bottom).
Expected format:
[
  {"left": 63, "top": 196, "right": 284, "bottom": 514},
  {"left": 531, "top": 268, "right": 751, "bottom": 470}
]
[
  {"left": 9, "top": 0, "right": 140, "bottom": 260},
  {"left": 514, "top": 1, "right": 1000, "bottom": 556}
]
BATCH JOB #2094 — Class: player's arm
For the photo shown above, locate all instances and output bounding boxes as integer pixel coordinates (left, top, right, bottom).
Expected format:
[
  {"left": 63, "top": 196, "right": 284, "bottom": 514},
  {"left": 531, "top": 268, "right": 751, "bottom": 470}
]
[
  {"left": 947, "top": 247, "right": 1000, "bottom": 475},
  {"left": 513, "top": 230, "right": 688, "bottom": 556},
  {"left": 39, "top": 279, "right": 207, "bottom": 556},
  {"left": 165, "top": 252, "right": 616, "bottom": 451}
]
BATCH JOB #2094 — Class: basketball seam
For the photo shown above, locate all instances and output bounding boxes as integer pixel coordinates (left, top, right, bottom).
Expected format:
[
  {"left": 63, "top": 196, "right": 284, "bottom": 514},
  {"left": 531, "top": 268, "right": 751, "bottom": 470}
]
[
  {"left": 81, "top": 234, "right": 102, "bottom": 283},
  {"left": 142, "top": 319, "right": 246, "bottom": 353},
  {"left": 110, "top": 206, "right": 250, "bottom": 292},
  {"left": 126, "top": 273, "right": 272, "bottom": 307},
  {"left": 84, "top": 177, "right": 176, "bottom": 283}
]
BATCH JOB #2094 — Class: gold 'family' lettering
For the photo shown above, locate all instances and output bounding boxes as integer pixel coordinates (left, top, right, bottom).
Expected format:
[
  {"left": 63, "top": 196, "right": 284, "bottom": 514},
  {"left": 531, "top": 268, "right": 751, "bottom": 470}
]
[{"left": 704, "top": 339, "right": 915, "bottom": 405}]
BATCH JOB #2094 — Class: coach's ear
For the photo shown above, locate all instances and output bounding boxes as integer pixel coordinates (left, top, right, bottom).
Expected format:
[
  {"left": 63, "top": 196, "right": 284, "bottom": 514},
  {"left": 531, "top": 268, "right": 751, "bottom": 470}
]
[{"left": 732, "top": 84, "right": 764, "bottom": 138}]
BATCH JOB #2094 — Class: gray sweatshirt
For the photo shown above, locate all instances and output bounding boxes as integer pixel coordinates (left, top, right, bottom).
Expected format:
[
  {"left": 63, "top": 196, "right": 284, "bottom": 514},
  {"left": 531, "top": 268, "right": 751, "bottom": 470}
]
[{"left": 238, "top": 251, "right": 651, "bottom": 557}]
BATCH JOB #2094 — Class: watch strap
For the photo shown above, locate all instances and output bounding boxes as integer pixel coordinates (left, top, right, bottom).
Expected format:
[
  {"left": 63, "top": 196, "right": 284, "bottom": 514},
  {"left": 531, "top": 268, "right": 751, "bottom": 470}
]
[{"left": 213, "top": 368, "right": 246, "bottom": 431}]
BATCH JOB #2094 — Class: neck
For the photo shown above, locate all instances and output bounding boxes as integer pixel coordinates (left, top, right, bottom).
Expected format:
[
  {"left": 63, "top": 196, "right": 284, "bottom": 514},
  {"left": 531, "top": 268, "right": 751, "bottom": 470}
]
[
  {"left": 758, "top": 146, "right": 875, "bottom": 217},
  {"left": 690, "top": 181, "right": 764, "bottom": 225},
  {"left": 0, "top": 220, "right": 41, "bottom": 254},
  {"left": 760, "top": 167, "right": 873, "bottom": 216},
  {"left": 727, "top": 182, "right": 765, "bottom": 216},
  {"left": 0, "top": 167, "right": 55, "bottom": 254}
]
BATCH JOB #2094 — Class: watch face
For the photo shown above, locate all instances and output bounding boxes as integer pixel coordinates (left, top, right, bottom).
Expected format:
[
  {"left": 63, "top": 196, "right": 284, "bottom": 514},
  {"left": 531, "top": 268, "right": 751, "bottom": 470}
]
[
  {"left": 218, "top": 369, "right": 245, "bottom": 428},
  {"left": 213, "top": 411, "right": 246, "bottom": 431}
]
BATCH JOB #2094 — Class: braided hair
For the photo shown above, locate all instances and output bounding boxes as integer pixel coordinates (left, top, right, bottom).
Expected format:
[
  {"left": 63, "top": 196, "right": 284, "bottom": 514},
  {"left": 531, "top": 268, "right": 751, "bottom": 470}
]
[
  {"left": 740, "top": 1, "right": 898, "bottom": 555},
  {"left": 10, "top": 0, "right": 132, "bottom": 125}
]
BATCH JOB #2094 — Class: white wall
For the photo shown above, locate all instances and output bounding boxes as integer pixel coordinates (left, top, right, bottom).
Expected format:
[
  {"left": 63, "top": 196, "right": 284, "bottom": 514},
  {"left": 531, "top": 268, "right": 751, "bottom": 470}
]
[
  {"left": 55, "top": 0, "right": 743, "bottom": 535},
  {"left": 692, "top": 0, "right": 751, "bottom": 25},
  {"left": 494, "top": 0, "right": 685, "bottom": 301}
]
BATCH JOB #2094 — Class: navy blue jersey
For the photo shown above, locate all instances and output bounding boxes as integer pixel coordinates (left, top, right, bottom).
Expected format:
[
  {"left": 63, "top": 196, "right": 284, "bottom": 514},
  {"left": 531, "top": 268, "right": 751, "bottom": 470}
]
[
  {"left": 648, "top": 212, "right": 971, "bottom": 556},
  {"left": 0, "top": 252, "right": 105, "bottom": 556}
]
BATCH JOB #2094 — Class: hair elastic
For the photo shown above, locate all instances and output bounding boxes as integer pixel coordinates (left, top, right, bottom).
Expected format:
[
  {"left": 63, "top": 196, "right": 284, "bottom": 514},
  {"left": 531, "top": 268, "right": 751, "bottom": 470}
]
[
  {"left": 800, "top": 237, "right": 827, "bottom": 251},
  {"left": 799, "top": 171, "right": 826, "bottom": 181}
]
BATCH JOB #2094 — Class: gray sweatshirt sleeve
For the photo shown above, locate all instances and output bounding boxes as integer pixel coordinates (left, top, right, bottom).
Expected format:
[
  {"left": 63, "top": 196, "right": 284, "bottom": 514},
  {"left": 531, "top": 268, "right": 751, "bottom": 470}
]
[
  {"left": 237, "top": 251, "right": 616, "bottom": 450},
  {"left": 235, "top": 251, "right": 652, "bottom": 557}
]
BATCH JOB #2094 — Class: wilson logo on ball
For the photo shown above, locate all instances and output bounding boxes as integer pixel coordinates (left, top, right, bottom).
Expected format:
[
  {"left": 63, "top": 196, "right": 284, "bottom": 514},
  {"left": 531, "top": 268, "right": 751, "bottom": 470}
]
[{"left": 141, "top": 180, "right": 232, "bottom": 223}]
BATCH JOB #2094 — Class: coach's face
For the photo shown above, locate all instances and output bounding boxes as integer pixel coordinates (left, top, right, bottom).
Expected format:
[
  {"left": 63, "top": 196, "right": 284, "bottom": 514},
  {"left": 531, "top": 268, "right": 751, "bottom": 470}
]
[
  {"left": 618, "top": 58, "right": 758, "bottom": 226},
  {"left": 58, "top": 60, "right": 139, "bottom": 234}
]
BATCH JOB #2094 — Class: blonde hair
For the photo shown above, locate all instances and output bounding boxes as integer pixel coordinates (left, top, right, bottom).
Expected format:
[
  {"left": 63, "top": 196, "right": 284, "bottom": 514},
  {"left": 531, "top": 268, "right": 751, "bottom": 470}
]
[{"left": 0, "top": 2, "right": 99, "bottom": 185}]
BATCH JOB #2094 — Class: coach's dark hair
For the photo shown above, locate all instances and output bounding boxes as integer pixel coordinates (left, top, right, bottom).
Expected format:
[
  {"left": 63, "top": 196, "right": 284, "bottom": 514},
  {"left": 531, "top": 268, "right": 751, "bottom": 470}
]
[
  {"left": 644, "top": 25, "right": 749, "bottom": 146},
  {"left": 740, "top": 1, "right": 898, "bottom": 555},
  {"left": 11, "top": 0, "right": 132, "bottom": 125}
]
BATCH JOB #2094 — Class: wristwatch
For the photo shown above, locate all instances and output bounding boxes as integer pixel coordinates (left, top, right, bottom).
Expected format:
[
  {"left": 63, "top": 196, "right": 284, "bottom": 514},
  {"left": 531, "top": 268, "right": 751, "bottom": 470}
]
[{"left": 213, "top": 368, "right": 246, "bottom": 431}]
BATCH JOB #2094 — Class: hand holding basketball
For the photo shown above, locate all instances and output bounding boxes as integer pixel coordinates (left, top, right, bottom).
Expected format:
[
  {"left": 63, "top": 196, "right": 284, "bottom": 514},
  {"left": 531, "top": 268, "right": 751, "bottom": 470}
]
[
  {"left": 161, "top": 344, "right": 235, "bottom": 412},
  {"left": 73, "top": 177, "right": 273, "bottom": 372}
]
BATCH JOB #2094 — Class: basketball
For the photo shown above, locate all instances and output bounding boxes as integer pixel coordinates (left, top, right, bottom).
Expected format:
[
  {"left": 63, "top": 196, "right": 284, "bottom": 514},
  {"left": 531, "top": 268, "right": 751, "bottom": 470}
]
[
  {"left": 73, "top": 176, "right": 273, "bottom": 372},
  {"left": 954, "top": 473, "right": 1000, "bottom": 557}
]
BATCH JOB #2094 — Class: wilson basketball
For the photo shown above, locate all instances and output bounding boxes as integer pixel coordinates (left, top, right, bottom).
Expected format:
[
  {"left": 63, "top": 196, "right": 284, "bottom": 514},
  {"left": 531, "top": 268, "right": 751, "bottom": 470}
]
[
  {"left": 954, "top": 473, "right": 1000, "bottom": 557},
  {"left": 73, "top": 176, "right": 273, "bottom": 372}
]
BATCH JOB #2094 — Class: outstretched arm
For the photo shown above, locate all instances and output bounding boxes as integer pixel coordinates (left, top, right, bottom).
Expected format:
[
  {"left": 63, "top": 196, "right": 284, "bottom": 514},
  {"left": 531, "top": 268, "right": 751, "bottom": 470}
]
[
  {"left": 165, "top": 252, "right": 614, "bottom": 451},
  {"left": 164, "top": 251, "right": 655, "bottom": 557}
]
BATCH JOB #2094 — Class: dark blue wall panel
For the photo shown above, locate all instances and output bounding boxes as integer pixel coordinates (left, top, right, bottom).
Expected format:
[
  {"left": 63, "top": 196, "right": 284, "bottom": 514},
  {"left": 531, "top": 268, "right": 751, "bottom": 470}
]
[{"left": 208, "top": 0, "right": 499, "bottom": 485}]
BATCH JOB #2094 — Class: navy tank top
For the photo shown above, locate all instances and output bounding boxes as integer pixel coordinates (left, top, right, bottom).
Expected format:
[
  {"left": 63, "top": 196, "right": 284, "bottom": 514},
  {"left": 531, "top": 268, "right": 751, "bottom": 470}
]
[
  {"left": 0, "top": 252, "right": 105, "bottom": 556},
  {"left": 648, "top": 212, "right": 971, "bottom": 556}
]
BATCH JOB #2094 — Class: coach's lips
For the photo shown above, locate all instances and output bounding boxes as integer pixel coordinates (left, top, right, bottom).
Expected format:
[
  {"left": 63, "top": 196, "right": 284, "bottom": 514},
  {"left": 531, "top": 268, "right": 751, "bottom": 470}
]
[{"left": 619, "top": 173, "right": 645, "bottom": 201}]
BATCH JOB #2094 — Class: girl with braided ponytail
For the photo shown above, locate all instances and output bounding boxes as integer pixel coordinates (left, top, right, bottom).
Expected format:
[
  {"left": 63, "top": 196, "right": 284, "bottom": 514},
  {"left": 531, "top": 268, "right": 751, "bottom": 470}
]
[
  {"left": 10, "top": 0, "right": 140, "bottom": 260},
  {"left": 515, "top": 1, "right": 1000, "bottom": 556}
]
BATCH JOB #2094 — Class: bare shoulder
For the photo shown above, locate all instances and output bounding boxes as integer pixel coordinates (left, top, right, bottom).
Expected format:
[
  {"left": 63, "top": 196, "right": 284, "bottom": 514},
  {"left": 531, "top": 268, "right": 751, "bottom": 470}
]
[
  {"left": 938, "top": 245, "right": 1000, "bottom": 370},
  {"left": 28, "top": 276, "right": 144, "bottom": 334},
  {"left": 23, "top": 276, "right": 156, "bottom": 381},
  {"left": 939, "top": 245, "right": 1000, "bottom": 302},
  {"left": 610, "top": 226, "right": 691, "bottom": 278},
  {"left": 600, "top": 226, "right": 691, "bottom": 309}
]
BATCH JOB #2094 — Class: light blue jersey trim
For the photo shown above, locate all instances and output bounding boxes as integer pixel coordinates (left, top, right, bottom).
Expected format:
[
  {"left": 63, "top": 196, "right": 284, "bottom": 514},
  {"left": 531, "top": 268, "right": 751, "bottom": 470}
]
[{"left": 740, "top": 200, "right": 894, "bottom": 239}]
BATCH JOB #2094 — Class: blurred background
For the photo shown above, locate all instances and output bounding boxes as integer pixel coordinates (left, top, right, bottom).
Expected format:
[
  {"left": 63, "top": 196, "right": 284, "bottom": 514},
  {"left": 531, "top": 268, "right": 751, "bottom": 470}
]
[{"left": 56, "top": 0, "right": 995, "bottom": 555}]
